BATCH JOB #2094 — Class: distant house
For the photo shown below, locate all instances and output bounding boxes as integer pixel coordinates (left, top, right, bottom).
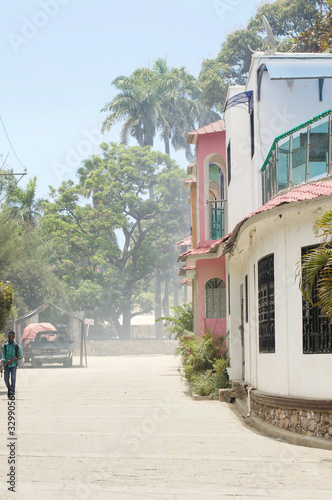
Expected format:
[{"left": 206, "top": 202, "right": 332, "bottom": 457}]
[{"left": 180, "top": 51, "right": 332, "bottom": 441}]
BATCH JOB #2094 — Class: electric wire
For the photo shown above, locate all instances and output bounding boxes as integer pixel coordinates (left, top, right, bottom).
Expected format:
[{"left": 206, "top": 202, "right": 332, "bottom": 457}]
[{"left": 0, "top": 115, "right": 27, "bottom": 170}]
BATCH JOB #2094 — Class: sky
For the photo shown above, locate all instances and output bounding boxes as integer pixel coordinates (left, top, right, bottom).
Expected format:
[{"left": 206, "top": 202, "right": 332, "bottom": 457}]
[{"left": 0, "top": 0, "right": 259, "bottom": 199}]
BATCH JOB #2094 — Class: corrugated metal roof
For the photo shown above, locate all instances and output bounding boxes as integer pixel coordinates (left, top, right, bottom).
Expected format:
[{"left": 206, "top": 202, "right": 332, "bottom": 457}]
[
  {"left": 186, "top": 120, "right": 225, "bottom": 145},
  {"left": 265, "top": 59, "right": 332, "bottom": 80}
]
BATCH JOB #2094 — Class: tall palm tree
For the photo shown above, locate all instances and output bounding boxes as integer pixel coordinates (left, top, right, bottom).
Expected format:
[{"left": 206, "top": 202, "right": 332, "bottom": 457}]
[
  {"left": 101, "top": 59, "right": 220, "bottom": 160},
  {"left": 153, "top": 58, "right": 219, "bottom": 159},
  {"left": 6, "top": 175, "right": 42, "bottom": 225},
  {"left": 299, "top": 209, "right": 332, "bottom": 320},
  {"left": 101, "top": 68, "right": 156, "bottom": 147}
]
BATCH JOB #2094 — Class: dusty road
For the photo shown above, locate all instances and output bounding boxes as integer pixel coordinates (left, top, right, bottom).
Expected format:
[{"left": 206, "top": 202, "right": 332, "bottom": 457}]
[{"left": 0, "top": 355, "right": 332, "bottom": 500}]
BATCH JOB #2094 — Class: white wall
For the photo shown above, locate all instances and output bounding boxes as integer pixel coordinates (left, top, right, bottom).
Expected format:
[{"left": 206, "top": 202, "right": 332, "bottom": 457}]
[
  {"left": 228, "top": 198, "right": 332, "bottom": 398},
  {"left": 225, "top": 53, "right": 332, "bottom": 234}
]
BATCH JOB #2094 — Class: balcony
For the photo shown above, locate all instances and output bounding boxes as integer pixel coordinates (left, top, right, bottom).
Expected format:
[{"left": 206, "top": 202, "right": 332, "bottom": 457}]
[
  {"left": 261, "top": 109, "right": 332, "bottom": 204},
  {"left": 208, "top": 200, "right": 226, "bottom": 240}
]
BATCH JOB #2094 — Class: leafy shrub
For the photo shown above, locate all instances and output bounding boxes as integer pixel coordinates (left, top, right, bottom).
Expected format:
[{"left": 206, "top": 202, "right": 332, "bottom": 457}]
[
  {"left": 191, "top": 370, "right": 216, "bottom": 396},
  {"left": 213, "top": 358, "right": 230, "bottom": 389},
  {"left": 157, "top": 303, "right": 193, "bottom": 339},
  {"left": 177, "top": 329, "right": 230, "bottom": 396}
]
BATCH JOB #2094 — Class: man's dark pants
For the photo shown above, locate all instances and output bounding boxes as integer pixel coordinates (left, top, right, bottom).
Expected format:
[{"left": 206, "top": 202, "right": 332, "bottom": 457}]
[{"left": 4, "top": 366, "right": 17, "bottom": 397}]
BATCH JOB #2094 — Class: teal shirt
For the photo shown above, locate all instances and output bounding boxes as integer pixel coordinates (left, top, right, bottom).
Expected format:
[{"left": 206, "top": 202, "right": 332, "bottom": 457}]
[{"left": 1, "top": 342, "right": 22, "bottom": 367}]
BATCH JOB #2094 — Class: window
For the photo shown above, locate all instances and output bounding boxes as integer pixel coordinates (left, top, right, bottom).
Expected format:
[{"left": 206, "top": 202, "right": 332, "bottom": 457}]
[
  {"left": 302, "top": 246, "right": 332, "bottom": 354},
  {"left": 245, "top": 274, "right": 248, "bottom": 323},
  {"left": 206, "top": 278, "right": 226, "bottom": 319},
  {"left": 258, "top": 254, "right": 275, "bottom": 353},
  {"left": 227, "top": 141, "right": 231, "bottom": 185}
]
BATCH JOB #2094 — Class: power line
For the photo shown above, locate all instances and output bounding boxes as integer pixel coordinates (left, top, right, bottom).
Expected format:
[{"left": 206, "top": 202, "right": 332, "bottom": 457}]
[{"left": 0, "top": 115, "right": 27, "bottom": 170}]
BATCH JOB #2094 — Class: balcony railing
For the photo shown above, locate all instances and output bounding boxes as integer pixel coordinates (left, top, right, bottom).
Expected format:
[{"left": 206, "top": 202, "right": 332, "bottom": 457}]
[
  {"left": 208, "top": 200, "right": 226, "bottom": 240},
  {"left": 261, "top": 109, "right": 332, "bottom": 204}
]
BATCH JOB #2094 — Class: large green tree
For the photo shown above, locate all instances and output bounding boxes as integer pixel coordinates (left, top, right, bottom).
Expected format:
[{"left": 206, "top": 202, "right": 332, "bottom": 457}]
[
  {"left": 0, "top": 210, "right": 65, "bottom": 317},
  {"left": 42, "top": 143, "right": 188, "bottom": 338},
  {"left": 292, "top": 0, "right": 332, "bottom": 51},
  {"left": 199, "top": 0, "right": 330, "bottom": 111}
]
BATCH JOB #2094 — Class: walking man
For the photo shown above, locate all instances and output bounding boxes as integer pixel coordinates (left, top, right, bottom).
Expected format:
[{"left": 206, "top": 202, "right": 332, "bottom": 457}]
[{"left": 1, "top": 331, "right": 22, "bottom": 400}]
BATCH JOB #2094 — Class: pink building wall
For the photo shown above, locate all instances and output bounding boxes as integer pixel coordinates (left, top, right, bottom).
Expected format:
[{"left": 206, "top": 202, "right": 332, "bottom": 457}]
[
  {"left": 197, "top": 132, "right": 226, "bottom": 246},
  {"left": 196, "top": 257, "right": 226, "bottom": 338}
]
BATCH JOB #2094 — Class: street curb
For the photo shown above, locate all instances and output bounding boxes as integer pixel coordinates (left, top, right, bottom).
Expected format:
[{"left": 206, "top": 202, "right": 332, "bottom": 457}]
[
  {"left": 191, "top": 392, "right": 219, "bottom": 401},
  {"left": 230, "top": 399, "right": 332, "bottom": 450}
]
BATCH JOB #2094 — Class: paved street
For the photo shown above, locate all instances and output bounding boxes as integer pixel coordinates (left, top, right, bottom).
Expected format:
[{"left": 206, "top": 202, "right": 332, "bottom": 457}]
[{"left": 0, "top": 355, "right": 332, "bottom": 500}]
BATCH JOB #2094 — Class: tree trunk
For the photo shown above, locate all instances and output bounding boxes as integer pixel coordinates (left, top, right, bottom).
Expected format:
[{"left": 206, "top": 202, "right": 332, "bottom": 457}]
[
  {"left": 154, "top": 270, "right": 163, "bottom": 338},
  {"left": 111, "top": 315, "right": 122, "bottom": 338},
  {"left": 165, "top": 137, "right": 170, "bottom": 157},
  {"left": 162, "top": 280, "right": 169, "bottom": 317},
  {"left": 173, "top": 280, "right": 179, "bottom": 307},
  {"left": 122, "top": 309, "right": 131, "bottom": 339}
]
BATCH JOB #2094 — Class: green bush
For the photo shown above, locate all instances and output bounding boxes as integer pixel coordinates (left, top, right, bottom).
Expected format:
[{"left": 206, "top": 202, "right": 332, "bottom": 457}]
[
  {"left": 177, "top": 330, "right": 230, "bottom": 396},
  {"left": 157, "top": 303, "right": 193, "bottom": 339},
  {"left": 191, "top": 371, "right": 216, "bottom": 396}
]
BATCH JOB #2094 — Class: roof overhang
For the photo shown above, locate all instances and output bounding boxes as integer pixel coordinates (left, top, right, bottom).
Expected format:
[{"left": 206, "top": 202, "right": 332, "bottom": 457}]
[
  {"left": 263, "top": 59, "right": 332, "bottom": 80},
  {"left": 186, "top": 120, "right": 226, "bottom": 145}
]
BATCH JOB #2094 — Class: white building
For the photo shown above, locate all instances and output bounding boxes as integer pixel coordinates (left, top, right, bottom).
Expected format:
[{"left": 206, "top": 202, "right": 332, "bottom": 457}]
[{"left": 223, "top": 52, "right": 332, "bottom": 440}]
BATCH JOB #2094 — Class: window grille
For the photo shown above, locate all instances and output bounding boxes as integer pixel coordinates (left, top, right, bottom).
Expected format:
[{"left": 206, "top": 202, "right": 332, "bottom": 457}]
[
  {"left": 258, "top": 254, "right": 275, "bottom": 353},
  {"left": 302, "top": 246, "right": 332, "bottom": 354},
  {"left": 206, "top": 278, "right": 226, "bottom": 319}
]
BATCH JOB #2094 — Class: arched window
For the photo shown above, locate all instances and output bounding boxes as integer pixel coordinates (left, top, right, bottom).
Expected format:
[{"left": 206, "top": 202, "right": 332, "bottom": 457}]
[{"left": 205, "top": 278, "right": 226, "bottom": 319}]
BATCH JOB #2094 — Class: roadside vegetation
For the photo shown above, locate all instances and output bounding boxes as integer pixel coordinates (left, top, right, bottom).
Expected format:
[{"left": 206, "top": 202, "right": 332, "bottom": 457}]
[
  {"left": 177, "top": 331, "right": 230, "bottom": 397},
  {"left": 160, "top": 305, "right": 230, "bottom": 396},
  {"left": 299, "top": 208, "right": 332, "bottom": 319}
]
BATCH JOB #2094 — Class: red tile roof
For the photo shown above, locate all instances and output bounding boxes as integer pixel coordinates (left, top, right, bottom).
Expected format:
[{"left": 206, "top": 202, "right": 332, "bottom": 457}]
[
  {"left": 224, "top": 179, "right": 332, "bottom": 253},
  {"left": 178, "top": 244, "right": 216, "bottom": 261},
  {"left": 184, "top": 176, "right": 196, "bottom": 186},
  {"left": 187, "top": 120, "right": 226, "bottom": 145},
  {"left": 180, "top": 278, "right": 192, "bottom": 285},
  {"left": 178, "top": 180, "right": 332, "bottom": 263},
  {"left": 176, "top": 236, "right": 192, "bottom": 247}
]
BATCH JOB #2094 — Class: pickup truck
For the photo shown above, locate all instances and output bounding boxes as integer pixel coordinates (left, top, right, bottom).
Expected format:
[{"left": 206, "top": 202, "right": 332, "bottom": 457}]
[{"left": 31, "top": 331, "right": 73, "bottom": 368}]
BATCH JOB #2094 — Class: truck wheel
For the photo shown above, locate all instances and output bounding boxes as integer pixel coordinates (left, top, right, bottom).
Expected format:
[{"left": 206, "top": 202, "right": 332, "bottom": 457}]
[
  {"left": 31, "top": 358, "right": 38, "bottom": 368},
  {"left": 63, "top": 358, "right": 72, "bottom": 367}
]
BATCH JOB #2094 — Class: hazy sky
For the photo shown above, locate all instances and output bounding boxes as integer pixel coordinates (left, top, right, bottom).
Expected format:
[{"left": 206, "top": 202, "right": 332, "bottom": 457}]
[{"left": 0, "top": 0, "right": 259, "bottom": 198}]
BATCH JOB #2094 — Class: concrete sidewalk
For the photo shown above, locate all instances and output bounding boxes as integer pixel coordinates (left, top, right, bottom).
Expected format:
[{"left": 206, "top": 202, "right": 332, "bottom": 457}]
[{"left": 0, "top": 355, "right": 331, "bottom": 499}]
